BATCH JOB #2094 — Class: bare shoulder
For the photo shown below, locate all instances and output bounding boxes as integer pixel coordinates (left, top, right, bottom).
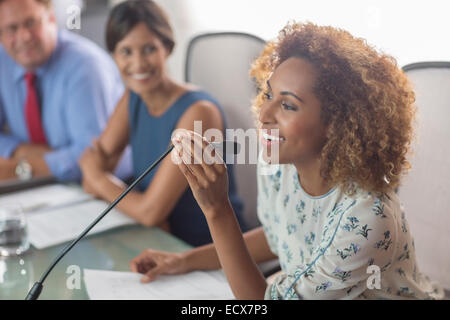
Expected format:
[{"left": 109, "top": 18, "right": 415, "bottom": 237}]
[
  {"left": 177, "top": 98, "right": 223, "bottom": 131},
  {"left": 116, "top": 89, "right": 130, "bottom": 110},
  {"left": 99, "top": 89, "right": 130, "bottom": 154}
]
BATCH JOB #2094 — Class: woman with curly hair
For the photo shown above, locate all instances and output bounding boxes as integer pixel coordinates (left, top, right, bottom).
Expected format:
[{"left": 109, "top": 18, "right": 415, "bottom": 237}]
[{"left": 129, "top": 22, "right": 444, "bottom": 300}]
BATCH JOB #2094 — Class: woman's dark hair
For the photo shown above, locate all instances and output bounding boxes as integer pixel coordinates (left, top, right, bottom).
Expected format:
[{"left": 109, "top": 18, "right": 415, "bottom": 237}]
[{"left": 105, "top": 0, "right": 175, "bottom": 54}]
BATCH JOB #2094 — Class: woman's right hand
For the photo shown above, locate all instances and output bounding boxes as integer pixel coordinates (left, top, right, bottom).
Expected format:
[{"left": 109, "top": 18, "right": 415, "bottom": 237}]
[
  {"left": 172, "top": 130, "right": 231, "bottom": 219},
  {"left": 129, "top": 249, "right": 188, "bottom": 283}
]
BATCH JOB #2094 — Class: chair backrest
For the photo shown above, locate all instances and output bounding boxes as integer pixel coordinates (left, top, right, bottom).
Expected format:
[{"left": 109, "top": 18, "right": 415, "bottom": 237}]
[
  {"left": 185, "top": 32, "right": 266, "bottom": 228},
  {"left": 399, "top": 61, "right": 450, "bottom": 289}
]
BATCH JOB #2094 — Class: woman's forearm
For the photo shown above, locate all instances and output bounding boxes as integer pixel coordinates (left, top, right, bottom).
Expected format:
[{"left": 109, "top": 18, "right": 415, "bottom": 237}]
[
  {"left": 243, "top": 226, "right": 278, "bottom": 263},
  {"left": 95, "top": 173, "right": 164, "bottom": 227},
  {"left": 183, "top": 227, "right": 277, "bottom": 272},
  {"left": 204, "top": 202, "right": 267, "bottom": 299}
]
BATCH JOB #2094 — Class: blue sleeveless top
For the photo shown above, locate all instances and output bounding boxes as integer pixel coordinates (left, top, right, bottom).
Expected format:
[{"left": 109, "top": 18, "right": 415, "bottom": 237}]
[{"left": 128, "top": 90, "right": 247, "bottom": 246}]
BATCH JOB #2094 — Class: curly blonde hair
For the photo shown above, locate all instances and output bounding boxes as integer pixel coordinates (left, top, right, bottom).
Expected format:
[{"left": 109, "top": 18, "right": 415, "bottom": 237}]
[{"left": 251, "top": 22, "right": 416, "bottom": 195}]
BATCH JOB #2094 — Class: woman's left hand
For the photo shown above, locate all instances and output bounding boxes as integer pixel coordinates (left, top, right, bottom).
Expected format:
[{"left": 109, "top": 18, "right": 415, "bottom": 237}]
[{"left": 172, "top": 130, "right": 231, "bottom": 218}]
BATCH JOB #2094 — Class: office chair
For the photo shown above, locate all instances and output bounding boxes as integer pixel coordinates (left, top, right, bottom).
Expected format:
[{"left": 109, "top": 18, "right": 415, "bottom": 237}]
[
  {"left": 185, "top": 32, "right": 281, "bottom": 277},
  {"left": 185, "top": 32, "right": 266, "bottom": 229},
  {"left": 399, "top": 61, "right": 450, "bottom": 298}
]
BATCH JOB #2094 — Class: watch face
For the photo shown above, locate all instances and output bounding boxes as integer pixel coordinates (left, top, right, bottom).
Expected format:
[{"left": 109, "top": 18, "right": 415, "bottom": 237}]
[{"left": 15, "top": 161, "right": 32, "bottom": 180}]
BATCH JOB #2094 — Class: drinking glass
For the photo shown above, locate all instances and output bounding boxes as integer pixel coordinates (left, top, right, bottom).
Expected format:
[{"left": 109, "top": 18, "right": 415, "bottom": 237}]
[{"left": 0, "top": 204, "right": 30, "bottom": 257}]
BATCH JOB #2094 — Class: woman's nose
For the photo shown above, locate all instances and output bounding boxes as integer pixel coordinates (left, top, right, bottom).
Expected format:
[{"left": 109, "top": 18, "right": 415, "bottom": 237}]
[
  {"left": 132, "top": 52, "right": 150, "bottom": 70},
  {"left": 259, "top": 100, "right": 277, "bottom": 125}
]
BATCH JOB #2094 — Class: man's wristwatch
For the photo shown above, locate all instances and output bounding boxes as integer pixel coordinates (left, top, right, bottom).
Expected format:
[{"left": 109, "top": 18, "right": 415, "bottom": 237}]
[{"left": 15, "top": 159, "right": 33, "bottom": 181}]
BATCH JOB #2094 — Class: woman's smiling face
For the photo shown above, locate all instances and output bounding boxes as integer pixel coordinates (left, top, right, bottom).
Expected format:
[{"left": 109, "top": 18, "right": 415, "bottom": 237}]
[
  {"left": 113, "top": 22, "right": 168, "bottom": 94},
  {"left": 259, "top": 57, "right": 328, "bottom": 165}
]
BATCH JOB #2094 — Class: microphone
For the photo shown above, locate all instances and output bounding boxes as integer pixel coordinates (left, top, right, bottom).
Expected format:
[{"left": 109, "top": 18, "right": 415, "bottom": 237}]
[{"left": 25, "top": 140, "right": 239, "bottom": 300}]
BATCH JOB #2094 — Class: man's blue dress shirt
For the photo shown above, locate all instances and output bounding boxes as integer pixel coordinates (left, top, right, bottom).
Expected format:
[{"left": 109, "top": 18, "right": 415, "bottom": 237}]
[{"left": 0, "top": 29, "right": 130, "bottom": 181}]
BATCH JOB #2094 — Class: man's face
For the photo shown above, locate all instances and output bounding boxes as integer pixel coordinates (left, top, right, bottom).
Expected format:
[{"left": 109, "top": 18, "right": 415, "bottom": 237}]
[{"left": 0, "top": 0, "right": 57, "bottom": 70}]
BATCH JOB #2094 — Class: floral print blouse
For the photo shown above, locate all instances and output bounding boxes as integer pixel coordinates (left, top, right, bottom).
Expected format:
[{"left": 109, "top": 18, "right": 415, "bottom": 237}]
[{"left": 257, "top": 163, "right": 444, "bottom": 300}]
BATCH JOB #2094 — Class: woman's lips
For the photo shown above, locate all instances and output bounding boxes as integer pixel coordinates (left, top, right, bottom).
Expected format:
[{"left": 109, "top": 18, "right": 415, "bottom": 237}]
[
  {"left": 130, "top": 73, "right": 151, "bottom": 81},
  {"left": 261, "top": 132, "right": 286, "bottom": 147}
]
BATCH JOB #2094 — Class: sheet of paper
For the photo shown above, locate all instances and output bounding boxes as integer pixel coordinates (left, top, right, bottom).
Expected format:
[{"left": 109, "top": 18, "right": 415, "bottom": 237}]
[
  {"left": 83, "top": 269, "right": 235, "bottom": 300},
  {"left": 27, "top": 200, "right": 137, "bottom": 249},
  {"left": 0, "top": 184, "right": 91, "bottom": 213}
]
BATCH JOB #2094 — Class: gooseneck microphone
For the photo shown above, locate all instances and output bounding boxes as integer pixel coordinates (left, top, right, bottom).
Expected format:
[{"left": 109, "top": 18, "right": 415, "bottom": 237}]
[{"left": 25, "top": 140, "right": 239, "bottom": 300}]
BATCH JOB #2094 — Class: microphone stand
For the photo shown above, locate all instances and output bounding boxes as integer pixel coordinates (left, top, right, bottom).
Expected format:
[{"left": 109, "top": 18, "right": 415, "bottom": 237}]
[{"left": 25, "top": 145, "right": 175, "bottom": 300}]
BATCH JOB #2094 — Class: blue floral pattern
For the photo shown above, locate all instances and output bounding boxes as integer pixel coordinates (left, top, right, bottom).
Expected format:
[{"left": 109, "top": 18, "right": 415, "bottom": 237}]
[
  {"left": 333, "top": 267, "right": 352, "bottom": 282},
  {"left": 374, "top": 231, "right": 393, "bottom": 250},
  {"left": 315, "top": 282, "right": 332, "bottom": 293},
  {"left": 372, "top": 198, "right": 387, "bottom": 218},
  {"left": 337, "top": 243, "right": 361, "bottom": 260},
  {"left": 257, "top": 163, "right": 444, "bottom": 300}
]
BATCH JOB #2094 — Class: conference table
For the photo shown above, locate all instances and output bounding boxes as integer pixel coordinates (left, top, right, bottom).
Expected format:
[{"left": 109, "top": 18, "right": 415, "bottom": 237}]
[
  {"left": 0, "top": 180, "right": 193, "bottom": 300},
  {"left": 0, "top": 224, "right": 192, "bottom": 300}
]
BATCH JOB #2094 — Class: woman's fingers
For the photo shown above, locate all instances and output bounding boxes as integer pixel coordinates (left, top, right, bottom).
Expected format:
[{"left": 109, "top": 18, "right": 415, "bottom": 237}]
[
  {"left": 129, "top": 257, "right": 139, "bottom": 273},
  {"left": 196, "top": 136, "right": 224, "bottom": 182},
  {"left": 141, "top": 265, "right": 167, "bottom": 283},
  {"left": 174, "top": 130, "right": 226, "bottom": 186},
  {"left": 174, "top": 149, "right": 201, "bottom": 190},
  {"left": 130, "top": 249, "right": 187, "bottom": 284},
  {"left": 200, "top": 137, "right": 227, "bottom": 176},
  {"left": 178, "top": 134, "right": 211, "bottom": 188},
  {"left": 129, "top": 249, "right": 157, "bottom": 273}
]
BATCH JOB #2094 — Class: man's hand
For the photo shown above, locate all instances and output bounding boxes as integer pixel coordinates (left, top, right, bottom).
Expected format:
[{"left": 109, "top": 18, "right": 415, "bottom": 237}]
[
  {"left": 0, "top": 157, "right": 18, "bottom": 181},
  {"left": 12, "top": 143, "right": 51, "bottom": 159}
]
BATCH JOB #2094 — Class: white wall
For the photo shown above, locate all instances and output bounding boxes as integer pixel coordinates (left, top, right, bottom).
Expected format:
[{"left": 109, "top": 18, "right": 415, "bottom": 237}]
[
  {"left": 157, "top": 0, "right": 450, "bottom": 81},
  {"left": 189, "top": 0, "right": 450, "bottom": 64},
  {"left": 57, "top": 1, "right": 450, "bottom": 81},
  {"left": 54, "top": 0, "right": 84, "bottom": 27}
]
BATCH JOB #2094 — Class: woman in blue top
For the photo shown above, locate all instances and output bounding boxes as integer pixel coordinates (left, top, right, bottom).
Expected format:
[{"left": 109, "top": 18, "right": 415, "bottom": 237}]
[{"left": 79, "top": 0, "right": 246, "bottom": 246}]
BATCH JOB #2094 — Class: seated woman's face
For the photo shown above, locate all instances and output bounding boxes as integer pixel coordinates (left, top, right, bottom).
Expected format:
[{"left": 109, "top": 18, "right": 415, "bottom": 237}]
[
  {"left": 113, "top": 22, "right": 168, "bottom": 94},
  {"left": 259, "top": 57, "right": 328, "bottom": 166}
]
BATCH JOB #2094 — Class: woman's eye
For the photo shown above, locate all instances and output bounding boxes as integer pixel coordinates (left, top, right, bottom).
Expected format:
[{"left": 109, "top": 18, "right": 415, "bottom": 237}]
[
  {"left": 263, "top": 91, "right": 272, "bottom": 100},
  {"left": 143, "top": 45, "right": 156, "bottom": 54},
  {"left": 281, "top": 102, "right": 298, "bottom": 111},
  {"left": 120, "top": 48, "right": 132, "bottom": 56}
]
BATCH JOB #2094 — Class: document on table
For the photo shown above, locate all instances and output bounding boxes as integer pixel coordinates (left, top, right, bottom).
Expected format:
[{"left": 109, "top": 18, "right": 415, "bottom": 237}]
[
  {"left": 0, "top": 184, "right": 91, "bottom": 213},
  {"left": 27, "top": 199, "right": 137, "bottom": 249},
  {"left": 83, "top": 269, "right": 235, "bottom": 300}
]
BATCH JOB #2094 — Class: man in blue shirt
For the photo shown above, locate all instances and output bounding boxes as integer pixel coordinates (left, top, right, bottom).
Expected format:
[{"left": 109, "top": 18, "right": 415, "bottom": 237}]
[{"left": 0, "top": 0, "right": 129, "bottom": 182}]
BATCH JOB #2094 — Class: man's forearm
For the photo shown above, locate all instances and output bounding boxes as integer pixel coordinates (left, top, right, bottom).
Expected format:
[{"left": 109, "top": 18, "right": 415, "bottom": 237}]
[
  {"left": 0, "top": 155, "right": 52, "bottom": 181},
  {"left": 26, "top": 155, "right": 52, "bottom": 177},
  {"left": 11, "top": 143, "right": 52, "bottom": 159}
]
